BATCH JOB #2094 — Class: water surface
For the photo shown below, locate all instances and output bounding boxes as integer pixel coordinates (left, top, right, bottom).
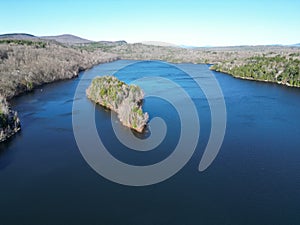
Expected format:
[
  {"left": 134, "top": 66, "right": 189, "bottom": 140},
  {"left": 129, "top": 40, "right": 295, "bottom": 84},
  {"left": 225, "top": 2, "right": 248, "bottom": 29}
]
[{"left": 0, "top": 60, "right": 300, "bottom": 225}]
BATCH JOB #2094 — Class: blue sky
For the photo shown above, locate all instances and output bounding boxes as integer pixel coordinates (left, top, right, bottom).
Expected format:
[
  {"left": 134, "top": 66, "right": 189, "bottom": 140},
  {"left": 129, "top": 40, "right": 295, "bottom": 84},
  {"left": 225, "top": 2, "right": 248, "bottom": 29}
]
[{"left": 1, "top": 0, "right": 300, "bottom": 46}]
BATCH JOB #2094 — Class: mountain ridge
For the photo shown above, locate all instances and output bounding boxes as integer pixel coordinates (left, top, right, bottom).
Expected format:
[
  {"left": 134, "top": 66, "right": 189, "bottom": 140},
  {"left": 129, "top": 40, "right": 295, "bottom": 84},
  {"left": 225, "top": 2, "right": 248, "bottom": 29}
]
[
  {"left": 40, "top": 34, "right": 93, "bottom": 44},
  {"left": 0, "top": 33, "right": 38, "bottom": 40},
  {"left": 1, "top": 33, "right": 299, "bottom": 47}
]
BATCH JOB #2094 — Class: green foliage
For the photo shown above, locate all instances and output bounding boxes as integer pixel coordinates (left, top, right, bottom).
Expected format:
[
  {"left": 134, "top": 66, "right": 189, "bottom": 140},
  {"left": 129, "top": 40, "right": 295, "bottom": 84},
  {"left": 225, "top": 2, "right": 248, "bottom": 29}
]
[
  {"left": 86, "top": 76, "right": 148, "bottom": 132},
  {"left": 0, "top": 112, "right": 7, "bottom": 127},
  {"left": 137, "top": 108, "right": 143, "bottom": 116},
  {"left": 132, "top": 118, "right": 137, "bottom": 129},
  {"left": 75, "top": 42, "right": 125, "bottom": 52},
  {"left": 27, "top": 81, "right": 34, "bottom": 90},
  {"left": 211, "top": 55, "right": 300, "bottom": 87},
  {"left": 89, "top": 76, "right": 125, "bottom": 106},
  {"left": 100, "top": 88, "right": 107, "bottom": 97},
  {"left": 0, "top": 39, "right": 47, "bottom": 48}
]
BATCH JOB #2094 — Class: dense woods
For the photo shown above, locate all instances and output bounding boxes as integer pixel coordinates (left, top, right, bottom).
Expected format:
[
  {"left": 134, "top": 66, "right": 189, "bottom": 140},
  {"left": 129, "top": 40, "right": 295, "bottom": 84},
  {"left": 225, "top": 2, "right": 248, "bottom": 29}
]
[{"left": 210, "top": 54, "right": 300, "bottom": 87}]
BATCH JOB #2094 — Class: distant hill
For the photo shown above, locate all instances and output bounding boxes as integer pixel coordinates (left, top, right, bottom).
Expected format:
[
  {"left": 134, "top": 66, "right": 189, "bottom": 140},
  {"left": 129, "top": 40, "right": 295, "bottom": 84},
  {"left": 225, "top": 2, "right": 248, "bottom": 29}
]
[
  {"left": 180, "top": 45, "right": 199, "bottom": 49},
  {"left": 140, "top": 41, "right": 178, "bottom": 47},
  {"left": 0, "top": 33, "right": 124, "bottom": 46},
  {"left": 96, "top": 40, "right": 127, "bottom": 46},
  {"left": 41, "top": 34, "right": 93, "bottom": 44},
  {"left": 0, "top": 33, "right": 38, "bottom": 40}
]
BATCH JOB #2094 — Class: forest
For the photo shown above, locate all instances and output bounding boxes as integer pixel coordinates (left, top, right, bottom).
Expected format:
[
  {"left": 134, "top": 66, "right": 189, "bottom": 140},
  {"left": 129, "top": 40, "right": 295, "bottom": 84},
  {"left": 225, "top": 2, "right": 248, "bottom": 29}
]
[{"left": 210, "top": 55, "right": 300, "bottom": 87}]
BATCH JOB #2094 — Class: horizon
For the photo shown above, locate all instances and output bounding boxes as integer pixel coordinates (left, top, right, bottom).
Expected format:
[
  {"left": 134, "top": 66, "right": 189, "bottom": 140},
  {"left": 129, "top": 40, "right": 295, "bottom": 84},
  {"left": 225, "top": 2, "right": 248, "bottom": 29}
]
[
  {"left": 2, "top": 32, "right": 300, "bottom": 48},
  {"left": 1, "top": 0, "right": 300, "bottom": 47}
]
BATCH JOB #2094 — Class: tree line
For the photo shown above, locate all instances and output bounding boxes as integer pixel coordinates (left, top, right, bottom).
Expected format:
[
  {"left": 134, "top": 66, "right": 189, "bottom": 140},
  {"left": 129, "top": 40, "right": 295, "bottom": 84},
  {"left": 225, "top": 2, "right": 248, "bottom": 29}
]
[{"left": 210, "top": 55, "right": 300, "bottom": 87}]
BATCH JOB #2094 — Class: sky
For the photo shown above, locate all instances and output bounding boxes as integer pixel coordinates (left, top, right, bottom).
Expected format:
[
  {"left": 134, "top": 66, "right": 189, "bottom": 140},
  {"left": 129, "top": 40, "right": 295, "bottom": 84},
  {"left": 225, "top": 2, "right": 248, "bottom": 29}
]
[{"left": 1, "top": 0, "right": 300, "bottom": 46}]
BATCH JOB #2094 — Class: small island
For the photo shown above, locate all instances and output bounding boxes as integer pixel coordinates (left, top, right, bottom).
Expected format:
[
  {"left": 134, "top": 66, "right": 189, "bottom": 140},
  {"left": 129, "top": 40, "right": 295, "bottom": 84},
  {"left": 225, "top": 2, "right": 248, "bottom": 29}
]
[
  {"left": 86, "top": 76, "right": 149, "bottom": 132},
  {"left": 0, "top": 96, "right": 21, "bottom": 142}
]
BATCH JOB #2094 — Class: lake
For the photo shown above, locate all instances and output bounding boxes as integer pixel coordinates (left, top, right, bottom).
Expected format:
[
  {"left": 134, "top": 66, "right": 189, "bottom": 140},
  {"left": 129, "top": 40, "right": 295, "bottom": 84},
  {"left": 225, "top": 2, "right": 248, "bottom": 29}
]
[{"left": 0, "top": 60, "right": 300, "bottom": 225}]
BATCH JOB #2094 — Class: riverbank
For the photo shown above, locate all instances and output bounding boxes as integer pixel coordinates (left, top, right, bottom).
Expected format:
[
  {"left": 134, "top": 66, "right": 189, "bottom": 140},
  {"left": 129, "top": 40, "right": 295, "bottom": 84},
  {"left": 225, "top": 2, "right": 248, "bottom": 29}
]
[
  {"left": 210, "top": 67, "right": 300, "bottom": 88},
  {"left": 0, "top": 39, "right": 119, "bottom": 142},
  {"left": 0, "top": 40, "right": 119, "bottom": 100},
  {"left": 210, "top": 55, "right": 300, "bottom": 88},
  {"left": 0, "top": 96, "right": 20, "bottom": 142}
]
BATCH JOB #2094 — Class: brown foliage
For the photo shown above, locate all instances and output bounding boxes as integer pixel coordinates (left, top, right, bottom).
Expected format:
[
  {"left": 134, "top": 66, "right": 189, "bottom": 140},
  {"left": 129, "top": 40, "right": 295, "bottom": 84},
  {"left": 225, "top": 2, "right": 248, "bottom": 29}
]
[
  {"left": 0, "top": 42, "right": 119, "bottom": 99},
  {"left": 86, "top": 76, "right": 148, "bottom": 132},
  {"left": 105, "top": 43, "right": 300, "bottom": 64}
]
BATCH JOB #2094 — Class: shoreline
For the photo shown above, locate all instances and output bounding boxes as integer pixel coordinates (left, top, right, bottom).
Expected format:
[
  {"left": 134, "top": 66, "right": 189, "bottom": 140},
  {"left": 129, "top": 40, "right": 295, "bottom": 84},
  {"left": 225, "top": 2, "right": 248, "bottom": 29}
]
[
  {"left": 210, "top": 67, "right": 300, "bottom": 89},
  {"left": 0, "top": 97, "right": 21, "bottom": 143},
  {"left": 86, "top": 76, "right": 148, "bottom": 133},
  {"left": 7, "top": 56, "right": 120, "bottom": 101},
  {"left": 0, "top": 57, "right": 119, "bottom": 143},
  {"left": 1, "top": 58, "right": 299, "bottom": 143}
]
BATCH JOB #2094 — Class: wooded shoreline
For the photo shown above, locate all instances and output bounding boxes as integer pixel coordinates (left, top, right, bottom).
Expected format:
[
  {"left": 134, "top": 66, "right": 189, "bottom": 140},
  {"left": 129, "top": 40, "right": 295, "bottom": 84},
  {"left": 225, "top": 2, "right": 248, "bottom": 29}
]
[{"left": 1, "top": 35, "right": 300, "bottom": 142}]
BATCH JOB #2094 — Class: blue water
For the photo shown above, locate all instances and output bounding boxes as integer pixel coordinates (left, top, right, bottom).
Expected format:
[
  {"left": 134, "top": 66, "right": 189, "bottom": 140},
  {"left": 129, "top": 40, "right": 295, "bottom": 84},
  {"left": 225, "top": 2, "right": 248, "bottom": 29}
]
[{"left": 0, "top": 60, "right": 300, "bottom": 225}]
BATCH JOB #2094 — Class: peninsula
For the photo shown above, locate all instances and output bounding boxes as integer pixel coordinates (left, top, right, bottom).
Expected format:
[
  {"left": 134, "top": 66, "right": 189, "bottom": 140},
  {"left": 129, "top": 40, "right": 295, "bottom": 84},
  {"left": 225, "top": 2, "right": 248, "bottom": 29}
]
[{"left": 86, "top": 76, "right": 149, "bottom": 132}]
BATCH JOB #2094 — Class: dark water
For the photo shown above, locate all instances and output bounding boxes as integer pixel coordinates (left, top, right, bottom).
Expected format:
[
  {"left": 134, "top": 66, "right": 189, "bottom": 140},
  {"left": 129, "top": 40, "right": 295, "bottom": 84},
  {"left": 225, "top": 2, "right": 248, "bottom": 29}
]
[{"left": 1, "top": 60, "right": 300, "bottom": 225}]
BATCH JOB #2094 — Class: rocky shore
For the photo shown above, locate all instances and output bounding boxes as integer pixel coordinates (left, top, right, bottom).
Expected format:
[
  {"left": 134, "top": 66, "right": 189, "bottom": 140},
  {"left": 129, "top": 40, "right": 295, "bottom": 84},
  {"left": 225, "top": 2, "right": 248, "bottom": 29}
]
[
  {"left": 0, "top": 96, "right": 20, "bottom": 142},
  {"left": 86, "top": 76, "right": 148, "bottom": 132}
]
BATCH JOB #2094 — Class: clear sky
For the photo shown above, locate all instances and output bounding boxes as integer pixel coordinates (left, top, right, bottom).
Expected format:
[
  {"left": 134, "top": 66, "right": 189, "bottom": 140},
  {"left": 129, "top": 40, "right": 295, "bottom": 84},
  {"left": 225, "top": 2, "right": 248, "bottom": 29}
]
[{"left": 1, "top": 0, "right": 300, "bottom": 46}]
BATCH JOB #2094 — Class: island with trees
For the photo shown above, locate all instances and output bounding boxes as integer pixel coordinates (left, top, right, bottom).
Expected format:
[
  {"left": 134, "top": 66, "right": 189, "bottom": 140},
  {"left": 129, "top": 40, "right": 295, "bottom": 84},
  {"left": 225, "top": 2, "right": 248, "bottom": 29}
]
[{"left": 86, "top": 76, "right": 149, "bottom": 132}]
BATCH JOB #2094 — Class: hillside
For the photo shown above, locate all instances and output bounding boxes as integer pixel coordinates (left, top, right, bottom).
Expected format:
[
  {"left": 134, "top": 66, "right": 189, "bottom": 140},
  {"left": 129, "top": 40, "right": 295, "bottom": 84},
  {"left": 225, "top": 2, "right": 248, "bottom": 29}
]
[
  {"left": 1, "top": 35, "right": 300, "bottom": 99},
  {"left": 0, "top": 35, "right": 121, "bottom": 142},
  {"left": 0, "top": 38, "right": 119, "bottom": 99},
  {"left": 2, "top": 34, "right": 300, "bottom": 93},
  {"left": 80, "top": 41, "right": 300, "bottom": 88},
  {"left": 96, "top": 40, "right": 127, "bottom": 45},
  {"left": 0, "top": 33, "right": 38, "bottom": 40},
  {"left": 41, "top": 34, "right": 93, "bottom": 44},
  {"left": 91, "top": 42, "right": 300, "bottom": 64}
]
